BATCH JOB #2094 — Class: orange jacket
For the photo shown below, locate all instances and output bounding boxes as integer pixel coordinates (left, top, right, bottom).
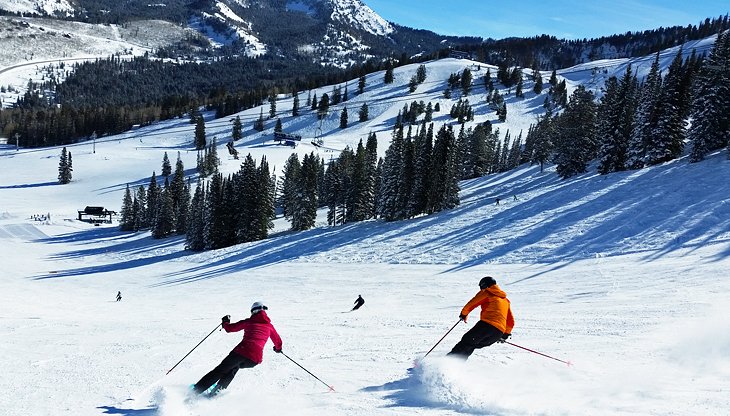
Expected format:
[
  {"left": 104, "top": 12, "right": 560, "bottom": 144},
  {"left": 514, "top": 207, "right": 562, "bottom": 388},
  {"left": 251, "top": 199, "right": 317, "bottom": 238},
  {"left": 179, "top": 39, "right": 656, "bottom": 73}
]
[{"left": 460, "top": 284, "right": 514, "bottom": 334}]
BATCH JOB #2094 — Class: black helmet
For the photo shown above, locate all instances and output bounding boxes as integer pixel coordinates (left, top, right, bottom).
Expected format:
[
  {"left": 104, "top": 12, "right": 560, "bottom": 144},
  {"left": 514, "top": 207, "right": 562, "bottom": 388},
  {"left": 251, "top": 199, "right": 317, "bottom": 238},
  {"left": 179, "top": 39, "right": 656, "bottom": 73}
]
[{"left": 479, "top": 276, "right": 496, "bottom": 289}]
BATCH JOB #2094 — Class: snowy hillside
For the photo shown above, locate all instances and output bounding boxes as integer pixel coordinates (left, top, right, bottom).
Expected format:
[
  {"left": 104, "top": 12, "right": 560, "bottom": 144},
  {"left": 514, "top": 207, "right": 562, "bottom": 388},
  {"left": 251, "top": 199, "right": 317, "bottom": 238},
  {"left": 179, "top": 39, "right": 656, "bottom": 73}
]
[
  {"left": 1, "top": 41, "right": 729, "bottom": 416},
  {"left": 0, "top": 0, "right": 74, "bottom": 16}
]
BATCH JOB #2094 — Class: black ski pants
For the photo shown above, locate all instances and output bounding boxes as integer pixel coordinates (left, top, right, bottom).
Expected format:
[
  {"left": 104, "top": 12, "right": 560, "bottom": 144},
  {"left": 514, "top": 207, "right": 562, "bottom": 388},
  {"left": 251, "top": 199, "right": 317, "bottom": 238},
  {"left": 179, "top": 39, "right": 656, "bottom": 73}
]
[
  {"left": 193, "top": 351, "right": 257, "bottom": 394},
  {"left": 448, "top": 320, "right": 503, "bottom": 359}
]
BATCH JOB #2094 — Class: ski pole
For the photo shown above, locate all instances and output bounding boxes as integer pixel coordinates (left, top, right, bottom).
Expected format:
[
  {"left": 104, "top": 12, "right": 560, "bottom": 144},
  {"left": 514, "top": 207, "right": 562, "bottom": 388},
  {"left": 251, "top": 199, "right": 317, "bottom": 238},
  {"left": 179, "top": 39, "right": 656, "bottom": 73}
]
[
  {"left": 416, "top": 319, "right": 462, "bottom": 365},
  {"left": 166, "top": 322, "right": 222, "bottom": 375},
  {"left": 281, "top": 351, "right": 335, "bottom": 392},
  {"left": 502, "top": 340, "right": 572, "bottom": 366}
]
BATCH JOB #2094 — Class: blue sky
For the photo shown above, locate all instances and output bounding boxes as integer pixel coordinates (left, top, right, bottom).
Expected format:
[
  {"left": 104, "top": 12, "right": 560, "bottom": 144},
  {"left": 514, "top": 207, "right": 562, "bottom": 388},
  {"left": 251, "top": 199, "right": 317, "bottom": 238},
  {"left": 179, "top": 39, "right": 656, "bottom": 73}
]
[{"left": 363, "top": 0, "right": 729, "bottom": 40}]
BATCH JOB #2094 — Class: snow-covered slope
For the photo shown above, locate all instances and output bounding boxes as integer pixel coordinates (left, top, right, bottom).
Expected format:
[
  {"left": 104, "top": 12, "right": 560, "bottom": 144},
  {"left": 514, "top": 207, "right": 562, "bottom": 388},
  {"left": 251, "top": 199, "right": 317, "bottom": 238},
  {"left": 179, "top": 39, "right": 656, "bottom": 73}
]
[
  {"left": 0, "top": 0, "right": 74, "bottom": 16},
  {"left": 328, "top": 0, "right": 394, "bottom": 36},
  {"left": 0, "top": 40, "right": 729, "bottom": 416}
]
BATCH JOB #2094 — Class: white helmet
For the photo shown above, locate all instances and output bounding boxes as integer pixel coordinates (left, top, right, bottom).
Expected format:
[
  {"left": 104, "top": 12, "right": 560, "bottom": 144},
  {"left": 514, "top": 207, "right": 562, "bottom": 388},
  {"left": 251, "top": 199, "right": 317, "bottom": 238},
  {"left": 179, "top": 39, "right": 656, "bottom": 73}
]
[{"left": 250, "top": 301, "right": 268, "bottom": 314}]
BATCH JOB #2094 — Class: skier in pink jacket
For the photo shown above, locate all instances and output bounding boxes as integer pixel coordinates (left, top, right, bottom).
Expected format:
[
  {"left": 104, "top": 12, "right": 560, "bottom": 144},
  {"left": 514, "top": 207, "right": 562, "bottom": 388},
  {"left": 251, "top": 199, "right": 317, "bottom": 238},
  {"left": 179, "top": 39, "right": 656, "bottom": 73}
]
[{"left": 193, "top": 302, "right": 283, "bottom": 395}]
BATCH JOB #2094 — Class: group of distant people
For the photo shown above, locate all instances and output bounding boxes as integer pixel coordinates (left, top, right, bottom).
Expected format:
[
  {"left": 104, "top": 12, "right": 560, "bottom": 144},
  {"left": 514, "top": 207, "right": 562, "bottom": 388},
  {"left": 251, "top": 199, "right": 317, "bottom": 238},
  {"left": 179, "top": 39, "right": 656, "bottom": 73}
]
[
  {"left": 30, "top": 213, "right": 51, "bottom": 221},
  {"left": 190, "top": 276, "right": 513, "bottom": 396}
]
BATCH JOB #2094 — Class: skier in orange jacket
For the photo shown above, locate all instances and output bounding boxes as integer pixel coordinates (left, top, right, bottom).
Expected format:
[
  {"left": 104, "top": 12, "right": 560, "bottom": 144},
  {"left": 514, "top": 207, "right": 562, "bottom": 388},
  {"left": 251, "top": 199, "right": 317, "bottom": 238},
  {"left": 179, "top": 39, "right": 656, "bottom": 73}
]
[{"left": 448, "top": 276, "right": 514, "bottom": 359}]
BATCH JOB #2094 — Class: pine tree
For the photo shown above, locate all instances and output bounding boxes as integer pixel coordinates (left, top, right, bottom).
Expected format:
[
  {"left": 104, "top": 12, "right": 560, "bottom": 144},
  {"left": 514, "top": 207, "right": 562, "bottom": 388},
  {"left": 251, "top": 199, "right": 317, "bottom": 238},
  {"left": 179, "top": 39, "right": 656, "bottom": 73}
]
[
  {"left": 339, "top": 107, "right": 348, "bottom": 129},
  {"left": 268, "top": 91, "right": 277, "bottom": 119},
  {"left": 310, "top": 93, "right": 318, "bottom": 111},
  {"left": 688, "top": 32, "right": 730, "bottom": 162},
  {"left": 146, "top": 172, "right": 159, "bottom": 228},
  {"left": 170, "top": 153, "right": 188, "bottom": 235},
  {"left": 429, "top": 125, "right": 460, "bottom": 213},
  {"left": 194, "top": 116, "right": 206, "bottom": 150},
  {"left": 359, "top": 103, "right": 369, "bottom": 122},
  {"left": 232, "top": 116, "right": 243, "bottom": 141},
  {"left": 317, "top": 93, "right": 330, "bottom": 120},
  {"left": 119, "top": 184, "right": 134, "bottom": 231},
  {"left": 185, "top": 182, "right": 205, "bottom": 251},
  {"left": 161, "top": 152, "right": 172, "bottom": 177},
  {"left": 627, "top": 53, "right": 662, "bottom": 169},
  {"left": 515, "top": 76, "right": 524, "bottom": 98},
  {"left": 254, "top": 109, "right": 265, "bottom": 132},
  {"left": 280, "top": 153, "right": 301, "bottom": 221},
  {"left": 553, "top": 86, "right": 598, "bottom": 179},
  {"left": 58, "top": 147, "right": 72, "bottom": 184},
  {"left": 377, "top": 126, "right": 406, "bottom": 221},
  {"left": 152, "top": 185, "right": 174, "bottom": 239},
  {"left": 358, "top": 75, "right": 366, "bottom": 94},
  {"left": 133, "top": 185, "right": 147, "bottom": 231},
  {"left": 384, "top": 65, "right": 394, "bottom": 84},
  {"left": 533, "top": 70, "right": 543, "bottom": 94},
  {"left": 409, "top": 123, "right": 433, "bottom": 216},
  {"left": 461, "top": 68, "right": 473, "bottom": 96},
  {"left": 648, "top": 47, "right": 687, "bottom": 165},
  {"left": 274, "top": 118, "right": 283, "bottom": 133},
  {"left": 291, "top": 153, "right": 319, "bottom": 231},
  {"left": 292, "top": 91, "right": 300, "bottom": 117}
]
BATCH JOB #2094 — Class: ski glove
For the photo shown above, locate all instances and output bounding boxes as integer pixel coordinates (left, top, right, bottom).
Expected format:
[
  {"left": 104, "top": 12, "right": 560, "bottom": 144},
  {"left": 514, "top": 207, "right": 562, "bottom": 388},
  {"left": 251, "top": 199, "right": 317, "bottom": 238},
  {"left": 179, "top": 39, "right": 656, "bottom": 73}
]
[
  {"left": 459, "top": 314, "right": 467, "bottom": 322},
  {"left": 273, "top": 346, "right": 282, "bottom": 353},
  {"left": 222, "top": 315, "right": 231, "bottom": 325},
  {"left": 501, "top": 333, "right": 511, "bottom": 340}
]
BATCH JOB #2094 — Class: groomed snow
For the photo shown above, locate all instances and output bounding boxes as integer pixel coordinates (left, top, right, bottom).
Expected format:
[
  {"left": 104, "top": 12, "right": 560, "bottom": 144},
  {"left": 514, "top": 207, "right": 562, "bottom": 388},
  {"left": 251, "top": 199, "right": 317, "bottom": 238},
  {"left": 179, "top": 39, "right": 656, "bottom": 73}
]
[{"left": 0, "top": 38, "right": 729, "bottom": 415}]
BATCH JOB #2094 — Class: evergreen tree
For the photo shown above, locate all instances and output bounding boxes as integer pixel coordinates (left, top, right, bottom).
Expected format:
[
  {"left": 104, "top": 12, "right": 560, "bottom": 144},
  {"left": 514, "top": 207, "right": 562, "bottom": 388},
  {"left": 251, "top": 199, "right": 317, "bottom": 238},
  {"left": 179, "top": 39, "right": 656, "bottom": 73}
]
[
  {"left": 384, "top": 65, "right": 394, "bottom": 84},
  {"left": 254, "top": 109, "right": 265, "bottom": 132},
  {"left": 461, "top": 68, "right": 473, "bottom": 96},
  {"left": 291, "top": 153, "right": 319, "bottom": 231},
  {"left": 553, "top": 86, "right": 598, "bottom": 179},
  {"left": 429, "top": 125, "right": 460, "bottom": 213},
  {"left": 310, "top": 93, "right": 318, "bottom": 111},
  {"left": 648, "top": 47, "right": 686, "bottom": 165},
  {"left": 58, "top": 147, "right": 72, "bottom": 184},
  {"left": 185, "top": 182, "right": 205, "bottom": 251},
  {"left": 194, "top": 116, "right": 206, "bottom": 150},
  {"left": 515, "top": 75, "right": 524, "bottom": 98},
  {"left": 377, "top": 126, "right": 406, "bottom": 221},
  {"left": 358, "top": 75, "right": 366, "bottom": 94},
  {"left": 317, "top": 93, "right": 330, "bottom": 120},
  {"left": 364, "top": 132, "right": 379, "bottom": 219},
  {"left": 119, "top": 184, "right": 134, "bottom": 231},
  {"left": 232, "top": 116, "right": 243, "bottom": 141},
  {"left": 268, "top": 91, "right": 277, "bottom": 119},
  {"left": 274, "top": 118, "right": 283, "bottom": 133},
  {"left": 133, "top": 185, "right": 147, "bottom": 231},
  {"left": 359, "top": 102, "right": 369, "bottom": 122},
  {"left": 409, "top": 123, "right": 433, "bottom": 216},
  {"left": 597, "top": 64, "right": 638, "bottom": 174},
  {"left": 533, "top": 70, "right": 543, "bottom": 94},
  {"left": 146, "top": 172, "right": 160, "bottom": 229},
  {"left": 170, "top": 153, "right": 188, "bottom": 235},
  {"left": 688, "top": 32, "right": 730, "bottom": 162},
  {"left": 340, "top": 107, "right": 348, "bottom": 129},
  {"left": 280, "top": 153, "right": 301, "bottom": 221},
  {"left": 152, "top": 185, "right": 174, "bottom": 239},
  {"left": 627, "top": 53, "right": 662, "bottom": 169},
  {"left": 161, "top": 152, "right": 172, "bottom": 178},
  {"left": 292, "top": 91, "right": 300, "bottom": 117}
]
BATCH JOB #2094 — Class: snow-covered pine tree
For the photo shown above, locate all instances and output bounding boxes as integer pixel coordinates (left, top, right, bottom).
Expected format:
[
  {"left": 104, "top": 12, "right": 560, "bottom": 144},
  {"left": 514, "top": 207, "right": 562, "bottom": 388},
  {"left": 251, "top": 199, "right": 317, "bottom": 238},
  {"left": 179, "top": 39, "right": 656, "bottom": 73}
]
[
  {"left": 170, "top": 154, "right": 188, "bottom": 235},
  {"left": 281, "top": 153, "right": 301, "bottom": 221},
  {"left": 553, "top": 85, "right": 598, "bottom": 179},
  {"left": 648, "top": 47, "right": 687, "bottom": 165},
  {"left": 627, "top": 53, "right": 662, "bottom": 169},
  {"left": 688, "top": 31, "right": 730, "bottom": 162},
  {"left": 358, "top": 75, "right": 366, "bottom": 94}
]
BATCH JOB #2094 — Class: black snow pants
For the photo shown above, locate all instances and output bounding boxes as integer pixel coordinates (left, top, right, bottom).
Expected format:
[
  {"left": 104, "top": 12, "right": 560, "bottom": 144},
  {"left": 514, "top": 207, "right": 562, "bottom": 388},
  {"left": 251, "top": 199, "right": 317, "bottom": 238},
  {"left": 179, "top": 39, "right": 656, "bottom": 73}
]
[
  {"left": 448, "top": 320, "right": 503, "bottom": 359},
  {"left": 193, "top": 351, "right": 258, "bottom": 394}
]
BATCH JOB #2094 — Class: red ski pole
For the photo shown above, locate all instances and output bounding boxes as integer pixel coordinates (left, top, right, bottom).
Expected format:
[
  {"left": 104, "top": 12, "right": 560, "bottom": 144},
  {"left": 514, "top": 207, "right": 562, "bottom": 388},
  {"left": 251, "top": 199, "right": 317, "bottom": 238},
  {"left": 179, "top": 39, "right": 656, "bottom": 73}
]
[{"left": 502, "top": 340, "right": 572, "bottom": 366}]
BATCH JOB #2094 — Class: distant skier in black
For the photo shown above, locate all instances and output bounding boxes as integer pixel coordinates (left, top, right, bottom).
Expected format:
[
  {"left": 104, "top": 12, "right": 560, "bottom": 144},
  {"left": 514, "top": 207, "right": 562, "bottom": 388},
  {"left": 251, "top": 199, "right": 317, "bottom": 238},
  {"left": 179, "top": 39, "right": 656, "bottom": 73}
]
[
  {"left": 116, "top": 291, "right": 122, "bottom": 302},
  {"left": 351, "top": 295, "right": 365, "bottom": 311}
]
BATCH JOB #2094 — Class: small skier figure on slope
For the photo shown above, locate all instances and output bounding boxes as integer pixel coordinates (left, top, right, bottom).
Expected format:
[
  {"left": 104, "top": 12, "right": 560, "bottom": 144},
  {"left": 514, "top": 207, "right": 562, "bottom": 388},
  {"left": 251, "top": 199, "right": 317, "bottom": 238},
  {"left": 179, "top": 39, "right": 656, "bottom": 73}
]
[
  {"left": 116, "top": 291, "right": 122, "bottom": 302},
  {"left": 351, "top": 295, "right": 365, "bottom": 311},
  {"left": 448, "top": 276, "right": 514, "bottom": 360},
  {"left": 193, "top": 302, "right": 283, "bottom": 395}
]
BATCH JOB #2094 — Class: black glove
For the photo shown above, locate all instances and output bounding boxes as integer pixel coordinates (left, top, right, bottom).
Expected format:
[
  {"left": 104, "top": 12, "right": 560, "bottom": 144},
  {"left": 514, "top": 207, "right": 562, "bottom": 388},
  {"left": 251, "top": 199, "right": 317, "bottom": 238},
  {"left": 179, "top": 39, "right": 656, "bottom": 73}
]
[
  {"left": 501, "top": 333, "right": 511, "bottom": 341},
  {"left": 222, "top": 315, "right": 231, "bottom": 325},
  {"left": 273, "top": 346, "right": 282, "bottom": 353},
  {"left": 459, "top": 314, "right": 467, "bottom": 322}
]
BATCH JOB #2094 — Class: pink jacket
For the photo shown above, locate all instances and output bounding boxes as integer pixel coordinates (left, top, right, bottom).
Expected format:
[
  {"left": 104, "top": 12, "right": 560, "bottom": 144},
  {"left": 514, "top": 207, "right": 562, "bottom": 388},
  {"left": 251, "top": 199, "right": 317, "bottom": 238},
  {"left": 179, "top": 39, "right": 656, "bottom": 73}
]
[{"left": 222, "top": 311, "right": 282, "bottom": 363}]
